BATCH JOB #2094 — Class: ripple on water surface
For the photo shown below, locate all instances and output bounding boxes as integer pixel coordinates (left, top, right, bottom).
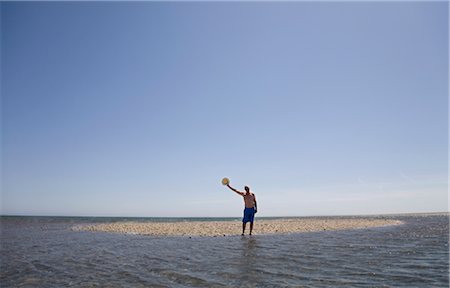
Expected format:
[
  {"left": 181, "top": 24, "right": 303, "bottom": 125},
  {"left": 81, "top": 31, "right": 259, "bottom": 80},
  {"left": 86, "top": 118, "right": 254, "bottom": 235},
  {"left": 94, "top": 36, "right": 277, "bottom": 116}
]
[{"left": 0, "top": 215, "right": 448, "bottom": 287}]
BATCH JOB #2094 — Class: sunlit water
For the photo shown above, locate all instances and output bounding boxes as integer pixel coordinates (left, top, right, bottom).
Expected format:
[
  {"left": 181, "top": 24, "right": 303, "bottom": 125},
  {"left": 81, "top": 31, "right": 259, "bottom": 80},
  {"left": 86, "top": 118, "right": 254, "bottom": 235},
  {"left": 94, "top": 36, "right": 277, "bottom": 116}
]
[{"left": 1, "top": 214, "right": 448, "bottom": 287}]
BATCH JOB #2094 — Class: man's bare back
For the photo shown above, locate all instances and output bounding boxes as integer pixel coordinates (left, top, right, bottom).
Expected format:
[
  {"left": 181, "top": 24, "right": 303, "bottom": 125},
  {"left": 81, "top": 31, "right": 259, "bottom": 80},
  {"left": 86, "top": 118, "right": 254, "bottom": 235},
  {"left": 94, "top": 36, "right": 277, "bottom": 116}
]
[{"left": 243, "top": 193, "right": 256, "bottom": 208}]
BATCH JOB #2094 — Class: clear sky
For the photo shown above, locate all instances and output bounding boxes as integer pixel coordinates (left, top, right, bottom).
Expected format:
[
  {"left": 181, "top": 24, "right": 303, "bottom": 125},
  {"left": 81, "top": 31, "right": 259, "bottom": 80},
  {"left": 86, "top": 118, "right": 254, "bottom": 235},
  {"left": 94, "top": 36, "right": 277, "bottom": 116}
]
[{"left": 1, "top": 1, "right": 448, "bottom": 217}]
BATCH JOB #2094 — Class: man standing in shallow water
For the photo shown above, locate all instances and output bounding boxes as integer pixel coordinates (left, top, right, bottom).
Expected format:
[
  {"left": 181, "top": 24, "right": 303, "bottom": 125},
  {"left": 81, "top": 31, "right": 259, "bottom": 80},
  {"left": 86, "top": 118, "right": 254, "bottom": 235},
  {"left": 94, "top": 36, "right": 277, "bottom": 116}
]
[{"left": 227, "top": 184, "right": 257, "bottom": 235}]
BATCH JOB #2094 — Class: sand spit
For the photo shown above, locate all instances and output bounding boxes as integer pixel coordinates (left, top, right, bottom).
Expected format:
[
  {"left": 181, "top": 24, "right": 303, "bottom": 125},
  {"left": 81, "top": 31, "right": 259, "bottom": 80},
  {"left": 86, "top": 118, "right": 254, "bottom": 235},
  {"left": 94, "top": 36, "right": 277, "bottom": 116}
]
[{"left": 72, "top": 218, "right": 403, "bottom": 237}]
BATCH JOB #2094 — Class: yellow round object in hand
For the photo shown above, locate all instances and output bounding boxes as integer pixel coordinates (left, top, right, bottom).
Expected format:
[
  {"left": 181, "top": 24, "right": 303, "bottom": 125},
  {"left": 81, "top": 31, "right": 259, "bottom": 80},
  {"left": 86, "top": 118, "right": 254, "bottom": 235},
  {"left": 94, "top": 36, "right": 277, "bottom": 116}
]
[{"left": 221, "top": 178, "right": 230, "bottom": 185}]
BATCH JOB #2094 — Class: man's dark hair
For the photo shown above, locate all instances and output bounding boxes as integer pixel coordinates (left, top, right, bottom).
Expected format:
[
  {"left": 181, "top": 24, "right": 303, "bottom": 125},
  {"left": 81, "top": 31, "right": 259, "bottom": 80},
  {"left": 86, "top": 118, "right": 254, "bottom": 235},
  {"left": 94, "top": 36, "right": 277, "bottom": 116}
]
[{"left": 244, "top": 186, "right": 250, "bottom": 193}]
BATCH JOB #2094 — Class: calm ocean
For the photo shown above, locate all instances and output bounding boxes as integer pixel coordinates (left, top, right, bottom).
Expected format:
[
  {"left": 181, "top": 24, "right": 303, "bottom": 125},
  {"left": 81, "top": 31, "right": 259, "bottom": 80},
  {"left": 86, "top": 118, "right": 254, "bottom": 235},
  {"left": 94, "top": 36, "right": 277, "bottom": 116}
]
[{"left": 1, "top": 214, "right": 448, "bottom": 287}]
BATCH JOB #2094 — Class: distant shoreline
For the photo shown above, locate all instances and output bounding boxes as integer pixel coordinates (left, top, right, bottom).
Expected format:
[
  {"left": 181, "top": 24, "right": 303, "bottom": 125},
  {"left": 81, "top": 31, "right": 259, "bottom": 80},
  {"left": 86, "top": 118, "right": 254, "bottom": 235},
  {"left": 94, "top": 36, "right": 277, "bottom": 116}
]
[{"left": 1, "top": 211, "right": 449, "bottom": 219}]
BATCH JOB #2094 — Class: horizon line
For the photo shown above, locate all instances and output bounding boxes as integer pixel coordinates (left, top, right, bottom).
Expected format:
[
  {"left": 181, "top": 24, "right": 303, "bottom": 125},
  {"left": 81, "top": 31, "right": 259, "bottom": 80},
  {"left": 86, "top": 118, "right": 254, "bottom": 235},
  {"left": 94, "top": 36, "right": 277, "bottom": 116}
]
[{"left": 1, "top": 211, "right": 448, "bottom": 218}]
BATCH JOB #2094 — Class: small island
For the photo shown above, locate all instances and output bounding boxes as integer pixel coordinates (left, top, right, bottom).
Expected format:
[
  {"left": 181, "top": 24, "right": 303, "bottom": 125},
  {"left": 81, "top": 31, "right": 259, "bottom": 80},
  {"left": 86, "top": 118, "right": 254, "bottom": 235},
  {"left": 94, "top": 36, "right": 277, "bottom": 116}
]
[{"left": 72, "top": 218, "right": 403, "bottom": 237}]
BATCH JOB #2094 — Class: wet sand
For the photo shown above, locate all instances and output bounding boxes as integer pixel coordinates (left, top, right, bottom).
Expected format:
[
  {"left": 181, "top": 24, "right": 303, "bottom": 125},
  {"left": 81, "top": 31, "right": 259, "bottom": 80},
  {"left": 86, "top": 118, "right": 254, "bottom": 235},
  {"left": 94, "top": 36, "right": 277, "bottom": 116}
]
[{"left": 72, "top": 218, "right": 403, "bottom": 237}]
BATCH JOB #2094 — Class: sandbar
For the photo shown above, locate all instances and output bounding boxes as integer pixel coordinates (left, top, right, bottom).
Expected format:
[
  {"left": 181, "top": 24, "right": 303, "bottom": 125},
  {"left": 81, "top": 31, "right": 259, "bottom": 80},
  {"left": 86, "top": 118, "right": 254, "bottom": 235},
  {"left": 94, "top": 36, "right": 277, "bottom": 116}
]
[{"left": 72, "top": 218, "right": 403, "bottom": 237}]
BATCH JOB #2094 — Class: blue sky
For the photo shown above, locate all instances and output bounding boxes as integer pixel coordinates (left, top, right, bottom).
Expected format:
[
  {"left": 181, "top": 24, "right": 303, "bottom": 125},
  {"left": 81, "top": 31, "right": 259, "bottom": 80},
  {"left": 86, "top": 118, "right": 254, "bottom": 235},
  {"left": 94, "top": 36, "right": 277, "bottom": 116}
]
[{"left": 1, "top": 2, "right": 448, "bottom": 217}]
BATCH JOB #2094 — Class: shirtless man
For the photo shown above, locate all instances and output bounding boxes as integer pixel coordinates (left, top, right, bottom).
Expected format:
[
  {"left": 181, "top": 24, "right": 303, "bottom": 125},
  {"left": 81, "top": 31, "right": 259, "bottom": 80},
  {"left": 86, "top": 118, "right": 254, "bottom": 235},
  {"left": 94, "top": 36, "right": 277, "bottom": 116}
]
[{"left": 227, "top": 184, "right": 257, "bottom": 235}]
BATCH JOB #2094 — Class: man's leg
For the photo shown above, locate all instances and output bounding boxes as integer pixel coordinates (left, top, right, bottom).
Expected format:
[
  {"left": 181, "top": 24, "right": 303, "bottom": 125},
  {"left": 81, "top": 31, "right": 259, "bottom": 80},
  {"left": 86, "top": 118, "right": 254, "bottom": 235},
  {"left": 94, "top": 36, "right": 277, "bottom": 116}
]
[
  {"left": 242, "top": 222, "right": 246, "bottom": 235},
  {"left": 249, "top": 209, "right": 255, "bottom": 235}
]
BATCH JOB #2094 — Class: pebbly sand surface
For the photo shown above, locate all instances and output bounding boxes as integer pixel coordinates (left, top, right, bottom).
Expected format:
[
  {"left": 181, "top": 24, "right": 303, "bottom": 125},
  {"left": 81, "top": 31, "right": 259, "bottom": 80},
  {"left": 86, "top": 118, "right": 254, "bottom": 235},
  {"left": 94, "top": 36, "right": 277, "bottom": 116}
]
[{"left": 72, "top": 218, "right": 403, "bottom": 237}]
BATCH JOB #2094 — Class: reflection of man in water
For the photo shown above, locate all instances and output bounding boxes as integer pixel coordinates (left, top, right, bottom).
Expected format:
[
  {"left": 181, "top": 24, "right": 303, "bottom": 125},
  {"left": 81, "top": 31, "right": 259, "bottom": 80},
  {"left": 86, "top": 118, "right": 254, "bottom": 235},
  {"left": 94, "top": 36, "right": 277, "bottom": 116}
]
[{"left": 227, "top": 184, "right": 257, "bottom": 235}]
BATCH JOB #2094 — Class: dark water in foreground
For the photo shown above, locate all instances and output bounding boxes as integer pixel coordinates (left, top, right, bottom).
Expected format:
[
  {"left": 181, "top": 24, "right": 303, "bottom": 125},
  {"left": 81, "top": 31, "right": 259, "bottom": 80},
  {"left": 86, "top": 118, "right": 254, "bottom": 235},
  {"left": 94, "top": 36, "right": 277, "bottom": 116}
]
[{"left": 1, "top": 214, "right": 448, "bottom": 287}]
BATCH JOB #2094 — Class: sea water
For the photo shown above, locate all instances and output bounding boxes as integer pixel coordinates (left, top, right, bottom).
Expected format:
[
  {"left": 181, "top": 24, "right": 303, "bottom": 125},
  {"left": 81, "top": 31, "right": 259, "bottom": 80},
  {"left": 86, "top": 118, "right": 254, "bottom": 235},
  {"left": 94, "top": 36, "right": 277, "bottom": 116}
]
[{"left": 1, "top": 214, "right": 448, "bottom": 287}]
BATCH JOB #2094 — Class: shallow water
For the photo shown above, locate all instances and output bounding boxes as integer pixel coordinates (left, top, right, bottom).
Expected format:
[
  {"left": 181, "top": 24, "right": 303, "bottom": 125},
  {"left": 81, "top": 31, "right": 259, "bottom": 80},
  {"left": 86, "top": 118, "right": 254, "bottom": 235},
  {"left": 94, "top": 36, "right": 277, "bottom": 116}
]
[{"left": 1, "top": 214, "right": 448, "bottom": 287}]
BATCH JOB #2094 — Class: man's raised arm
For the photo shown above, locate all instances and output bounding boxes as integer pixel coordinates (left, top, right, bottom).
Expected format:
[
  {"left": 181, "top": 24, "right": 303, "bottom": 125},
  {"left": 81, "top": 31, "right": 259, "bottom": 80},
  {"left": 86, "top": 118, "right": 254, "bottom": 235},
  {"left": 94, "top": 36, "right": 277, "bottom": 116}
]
[{"left": 227, "top": 184, "right": 244, "bottom": 196}]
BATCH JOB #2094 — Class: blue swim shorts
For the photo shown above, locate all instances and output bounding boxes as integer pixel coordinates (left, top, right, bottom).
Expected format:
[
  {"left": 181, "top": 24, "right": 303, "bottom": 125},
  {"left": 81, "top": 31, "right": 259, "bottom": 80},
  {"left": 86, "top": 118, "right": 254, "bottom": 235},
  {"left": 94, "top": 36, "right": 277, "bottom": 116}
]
[{"left": 242, "top": 207, "right": 255, "bottom": 223}]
